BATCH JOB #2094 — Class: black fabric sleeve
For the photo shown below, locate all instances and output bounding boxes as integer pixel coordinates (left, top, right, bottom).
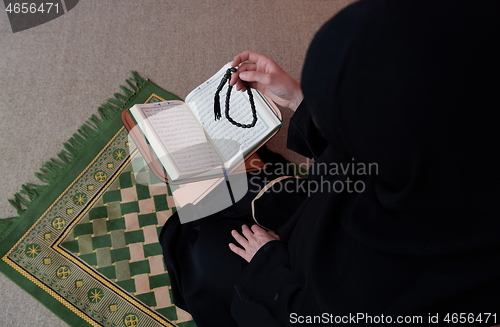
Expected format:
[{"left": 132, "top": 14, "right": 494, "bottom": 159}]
[
  {"left": 287, "top": 101, "right": 329, "bottom": 160},
  {"left": 231, "top": 240, "right": 302, "bottom": 326}
]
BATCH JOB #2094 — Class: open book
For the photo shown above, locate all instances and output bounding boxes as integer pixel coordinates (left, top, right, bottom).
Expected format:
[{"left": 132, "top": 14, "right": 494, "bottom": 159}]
[{"left": 127, "top": 63, "right": 282, "bottom": 184}]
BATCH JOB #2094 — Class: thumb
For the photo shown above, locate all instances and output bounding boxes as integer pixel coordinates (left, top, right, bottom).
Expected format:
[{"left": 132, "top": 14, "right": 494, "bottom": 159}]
[
  {"left": 239, "top": 71, "right": 270, "bottom": 85},
  {"left": 268, "top": 230, "right": 280, "bottom": 240}
]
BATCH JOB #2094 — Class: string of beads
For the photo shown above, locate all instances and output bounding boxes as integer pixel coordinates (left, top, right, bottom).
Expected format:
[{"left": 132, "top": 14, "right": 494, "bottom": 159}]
[{"left": 214, "top": 67, "right": 257, "bottom": 128}]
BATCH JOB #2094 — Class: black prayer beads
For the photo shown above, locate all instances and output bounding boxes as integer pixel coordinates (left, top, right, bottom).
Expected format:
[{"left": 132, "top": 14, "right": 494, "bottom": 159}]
[{"left": 214, "top": 67, "right": 258, "bottom": 128}]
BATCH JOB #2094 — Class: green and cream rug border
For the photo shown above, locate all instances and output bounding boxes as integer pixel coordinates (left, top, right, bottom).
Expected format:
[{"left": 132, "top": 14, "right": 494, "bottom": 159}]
[{"left": 0, "top": 74, "right": 194, "bottom": 327}]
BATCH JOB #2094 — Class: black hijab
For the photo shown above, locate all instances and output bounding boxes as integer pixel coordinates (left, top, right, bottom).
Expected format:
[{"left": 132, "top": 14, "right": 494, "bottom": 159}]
[
  {"left": 258, "top": 0, "right": 500, "bottom": 323},
  {"left": 299, "top": 0, "right": 500, "bottom": 256}
]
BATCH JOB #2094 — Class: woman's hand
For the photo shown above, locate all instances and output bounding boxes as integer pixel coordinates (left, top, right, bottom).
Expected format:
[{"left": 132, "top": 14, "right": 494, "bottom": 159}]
[
  {"left": 230, "top": 50, "right": 303, "bottom": 111},
  {"left": 229, "top": 224, "right": 281, "bottom": 262}
]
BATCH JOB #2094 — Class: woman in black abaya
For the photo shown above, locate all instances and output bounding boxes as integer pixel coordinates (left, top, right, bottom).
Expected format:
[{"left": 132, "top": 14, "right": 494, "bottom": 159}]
[{"left": 160, "top": 0, "right": 500, "bottom": 326}]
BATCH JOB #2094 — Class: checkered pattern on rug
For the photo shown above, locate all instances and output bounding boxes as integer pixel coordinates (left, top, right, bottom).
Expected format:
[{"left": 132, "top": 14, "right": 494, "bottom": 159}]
[{"left": 61, "top": 156, "right": 194, "bottom": 327}]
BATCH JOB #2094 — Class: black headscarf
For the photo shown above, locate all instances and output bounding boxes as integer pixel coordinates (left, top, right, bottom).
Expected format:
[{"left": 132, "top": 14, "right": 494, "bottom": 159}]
[
  {"left": 300, "top": 0, "right": 500, "bottom": 255},
  {"left": 234, "top": 0, "right": 500, "bottom": 325}
]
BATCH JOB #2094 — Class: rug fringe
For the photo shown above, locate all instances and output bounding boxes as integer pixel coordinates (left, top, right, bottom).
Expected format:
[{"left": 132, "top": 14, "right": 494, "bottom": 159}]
[{"left": 6, "top": 71, "right": 148, "bottom": 216}]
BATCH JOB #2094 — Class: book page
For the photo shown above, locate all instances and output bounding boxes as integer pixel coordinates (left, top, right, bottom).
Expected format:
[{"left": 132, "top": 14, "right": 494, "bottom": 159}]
[
  {"left": 185, "top": 64, "right": 272, "bottom": 163},
  {"left": 137, "top": 101, "right": 222, "bottom": 174}
]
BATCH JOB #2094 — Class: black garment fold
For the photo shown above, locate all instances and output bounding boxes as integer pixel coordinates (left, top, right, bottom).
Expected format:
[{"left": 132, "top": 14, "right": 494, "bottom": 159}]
[{"left": 161, "top": 0, "right": 500, "bottom": 326}]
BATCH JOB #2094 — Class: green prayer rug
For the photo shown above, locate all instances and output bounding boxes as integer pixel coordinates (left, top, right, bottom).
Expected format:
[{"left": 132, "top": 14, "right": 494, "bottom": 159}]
[{"left": 0, "top": 73, "right": 197, "bottom": 327}]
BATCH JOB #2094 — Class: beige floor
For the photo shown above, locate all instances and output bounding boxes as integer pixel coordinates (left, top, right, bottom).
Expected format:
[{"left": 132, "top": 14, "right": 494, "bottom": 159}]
[{"left": 0, "top": 0, "right": 355, "bottom": 325}]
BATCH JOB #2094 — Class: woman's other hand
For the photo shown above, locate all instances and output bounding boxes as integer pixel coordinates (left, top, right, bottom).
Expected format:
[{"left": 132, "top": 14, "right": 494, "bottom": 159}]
[
  {"left": 229, "top": 224, "right": 281, "bottom": 262},
  {"left": 230, "top": 50, "right": 303, "bottom": 111}
]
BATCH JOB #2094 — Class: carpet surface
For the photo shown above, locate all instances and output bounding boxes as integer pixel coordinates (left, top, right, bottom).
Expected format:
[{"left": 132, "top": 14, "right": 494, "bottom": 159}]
[
  {"left": 0, "top": 74, "right": 196, "bottom": 327},
  {"left": 0, "top": 1, "right": 356, "bottom": 325}
]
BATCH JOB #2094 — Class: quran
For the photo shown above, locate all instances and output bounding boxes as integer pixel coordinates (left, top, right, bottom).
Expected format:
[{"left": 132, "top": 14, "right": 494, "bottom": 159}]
[{"left": 127, "top": 63, "right": 282, "bottom": 183}]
